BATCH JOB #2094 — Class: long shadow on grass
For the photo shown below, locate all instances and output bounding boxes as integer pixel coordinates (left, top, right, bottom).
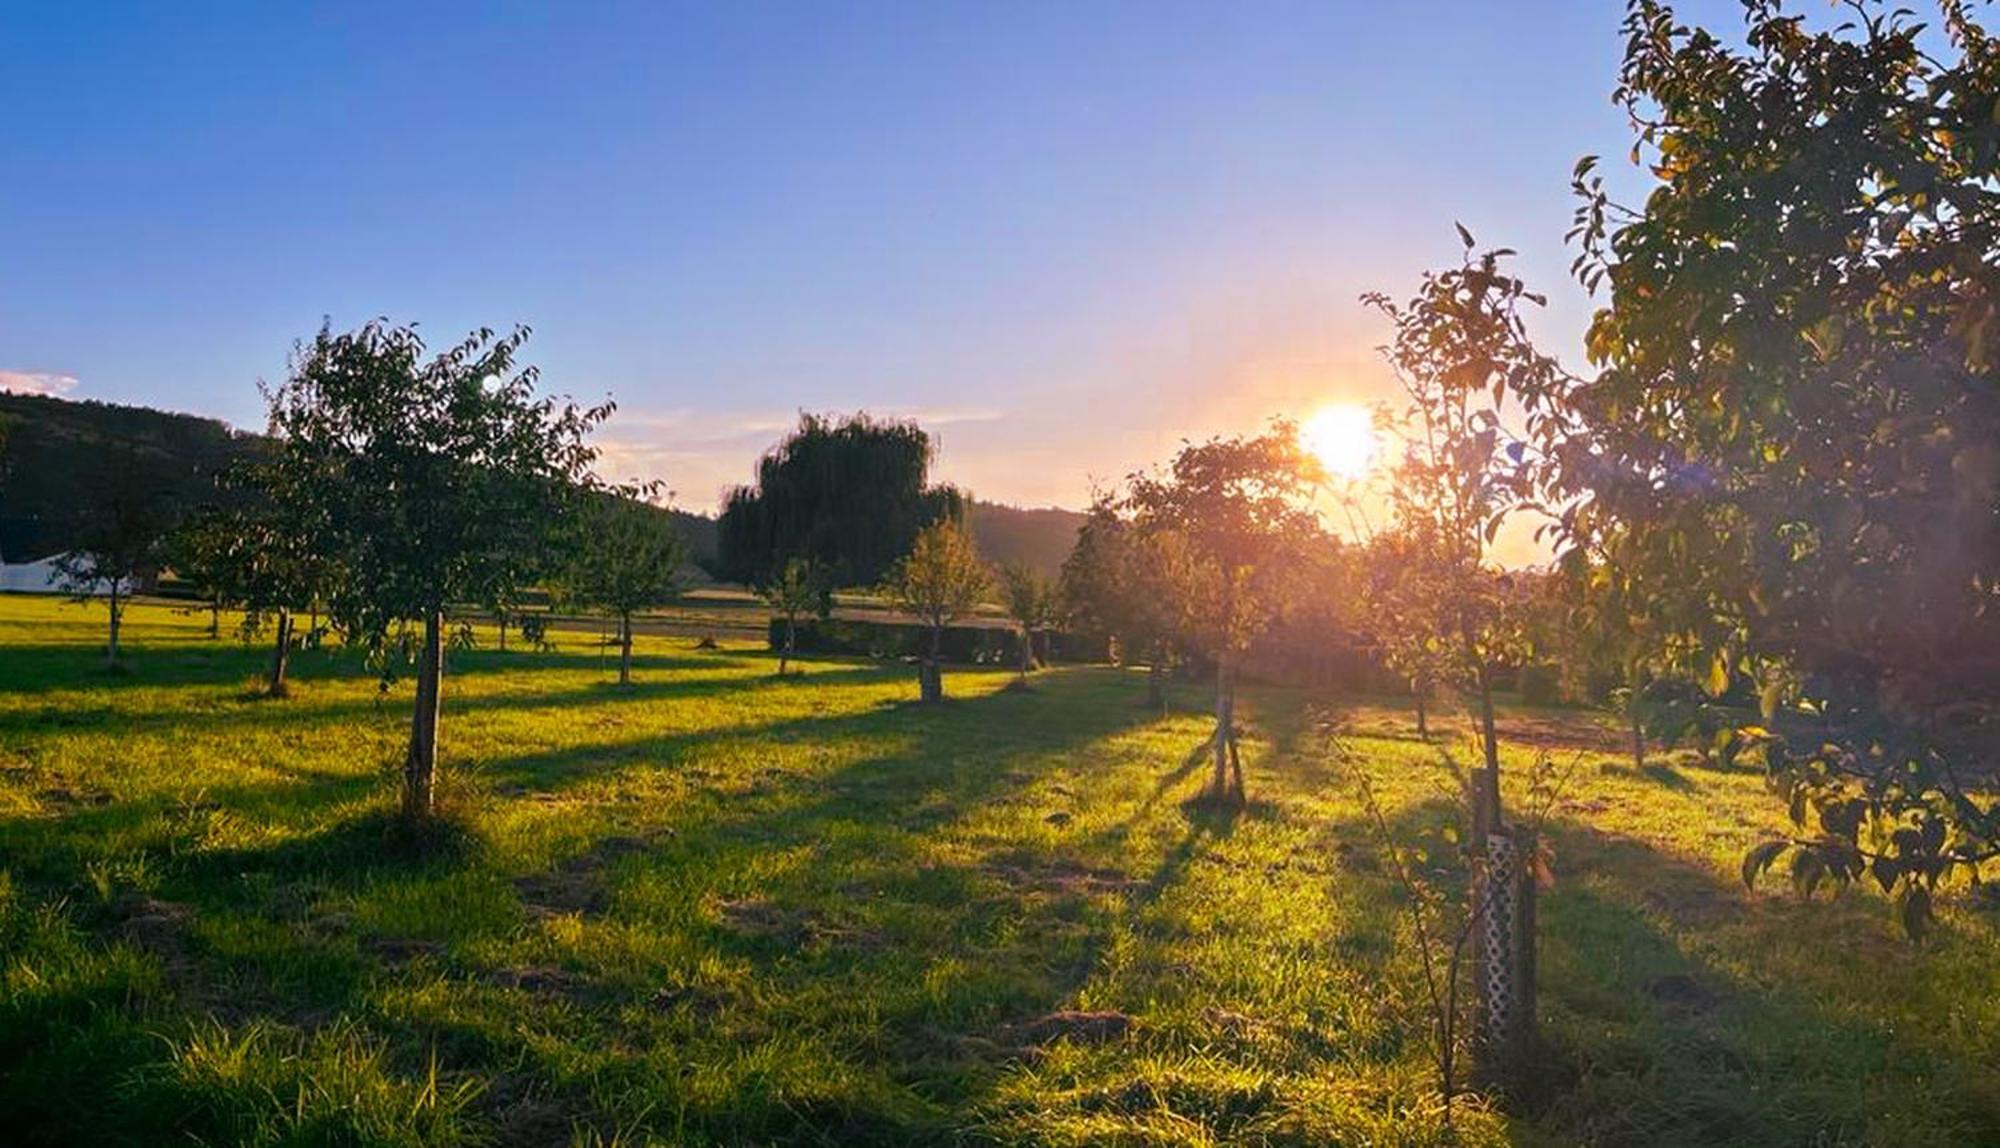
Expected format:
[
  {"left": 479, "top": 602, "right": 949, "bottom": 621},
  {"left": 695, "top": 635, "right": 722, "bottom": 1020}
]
[
  {"left": 1314, "top": 766, "right": 1999, "bottom": 1145},
  {"left": 0, "top": 660, "right": 901, "bottom": 740}
]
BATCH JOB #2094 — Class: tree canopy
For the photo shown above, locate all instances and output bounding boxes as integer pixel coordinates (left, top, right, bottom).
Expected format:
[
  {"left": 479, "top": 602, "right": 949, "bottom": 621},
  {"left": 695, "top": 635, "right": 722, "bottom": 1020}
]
[{"left": 716, "top": 412, "right": 964, "bottom": 589}]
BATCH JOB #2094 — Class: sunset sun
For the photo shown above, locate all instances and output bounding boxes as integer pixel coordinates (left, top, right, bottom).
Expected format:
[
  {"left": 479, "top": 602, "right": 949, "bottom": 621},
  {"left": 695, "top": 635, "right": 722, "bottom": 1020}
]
[{"left": 1301, "top": 404, "right": 1377, "bottom": 480}]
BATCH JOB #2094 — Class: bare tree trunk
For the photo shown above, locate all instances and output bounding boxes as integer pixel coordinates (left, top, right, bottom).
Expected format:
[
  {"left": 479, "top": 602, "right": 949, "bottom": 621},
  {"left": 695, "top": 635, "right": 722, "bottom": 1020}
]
[
  {"left": 403, "top": 610, "right": 444, "bottom": 821},
  {"left": 106, "top": 579, "right": 123, "bottom": 668},
  {"left": 1629, "top": 703, "right": 1645, "bottom": 770},
  {"left": 920, "top": 625, "right": 944, "bottom": 703},
  {"left": 209, "top": 596, "right": 222, "bottom": 639},
  {"left": 498, "top": 612, "right": 508, "bottom": 652},
  {"left": 780, "top": 613, "right": 796, "bottom": 676},
  {"left": 618, "top": 612, "right": 634, "bottom": 685},
  {"left": 1209, "top": 658, "right": 1234, "bottom": 799},
  {"left": 1018, "top": 624, "right": 1033, "bottom": 681},
  {"left": 268, "top": 607, "right": 293, "bottom": 696},
  {"left": 1473, "top": 664, "right": 1502, "bottom": 840}
]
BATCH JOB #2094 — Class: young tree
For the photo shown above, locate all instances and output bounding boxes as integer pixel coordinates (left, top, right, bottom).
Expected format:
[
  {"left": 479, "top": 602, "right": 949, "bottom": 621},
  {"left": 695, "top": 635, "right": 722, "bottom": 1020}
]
[
  {"left": 1356, "top": 525, "right": 1458, "bottom": 738},
  {"left": 55, "top": 448, "right": 179, "bottom": 668},
  {"left": 1556, "top": 0, "right": 2000, "bottom": 933},
  {"left": 1365, "top": 234, "right": 1560, "bottom": 843},
  {"left": 266, "top": 321, "right": 609, "bottom": 820},
  {"left": 997, "top": 561, "right": 1059, "bottom": 681},
  {"left": 1365, "top": 234, "right": 1566, "bottom": 1089},
  {"left": 566, "top": 486, "right": 687, "bottom": 686},
  {"left": 1124, "top": 425, "right": 1325, "bottom": 802},
  {"left": 884, "top": 520, "right": 989, "bottom": 704},
  {"left": 1060, "top": 494, "right": 1181, "bottom": 711},
  {"left": 164, "top": 510, "right": 235, "bottom": 639},
  {"left": 758, "top": 556, "right": 828, "bottom": 676}
]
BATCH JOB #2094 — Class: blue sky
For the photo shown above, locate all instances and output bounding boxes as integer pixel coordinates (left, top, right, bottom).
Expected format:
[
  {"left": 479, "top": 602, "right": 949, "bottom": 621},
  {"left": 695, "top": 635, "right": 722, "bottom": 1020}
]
[{"left": 1, "top": 1, "right": 1742, "bottom": 513}]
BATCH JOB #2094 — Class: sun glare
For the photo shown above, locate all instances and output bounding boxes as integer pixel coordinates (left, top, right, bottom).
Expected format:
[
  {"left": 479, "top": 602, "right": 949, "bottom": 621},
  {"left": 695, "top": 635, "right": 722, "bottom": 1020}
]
[{"left": 1301, "top": 404, "right": 1377, "bottom": 480}]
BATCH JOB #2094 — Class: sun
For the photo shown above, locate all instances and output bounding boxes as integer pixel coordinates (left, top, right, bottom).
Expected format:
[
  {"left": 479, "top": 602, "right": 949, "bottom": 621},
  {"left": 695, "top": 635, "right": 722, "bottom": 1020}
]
[{"left": 1301, "top": 404, "right": 1377, "bottom": 480}]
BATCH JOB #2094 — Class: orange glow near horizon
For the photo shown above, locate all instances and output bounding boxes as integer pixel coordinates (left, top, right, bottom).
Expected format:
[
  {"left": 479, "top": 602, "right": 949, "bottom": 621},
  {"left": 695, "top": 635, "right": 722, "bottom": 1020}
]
[{"left": 1301, "top": 403, "right": 1377, "bottom": 481}]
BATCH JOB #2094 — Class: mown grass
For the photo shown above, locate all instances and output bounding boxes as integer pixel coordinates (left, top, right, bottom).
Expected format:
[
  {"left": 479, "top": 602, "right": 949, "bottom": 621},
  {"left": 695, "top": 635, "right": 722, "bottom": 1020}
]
[{"left": 2, "top": 594, "right": 1997, "bottom": 1146}]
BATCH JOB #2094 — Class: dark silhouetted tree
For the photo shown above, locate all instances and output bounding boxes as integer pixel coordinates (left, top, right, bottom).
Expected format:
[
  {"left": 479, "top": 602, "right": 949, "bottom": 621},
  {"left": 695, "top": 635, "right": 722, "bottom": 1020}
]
[{"left": 717, "top": 413, "right": 963, "bottom": 588}]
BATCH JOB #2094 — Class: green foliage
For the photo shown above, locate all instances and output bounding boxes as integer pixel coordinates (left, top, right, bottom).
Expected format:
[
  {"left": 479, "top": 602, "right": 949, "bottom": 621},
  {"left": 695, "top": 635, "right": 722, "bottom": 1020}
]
[
  {"left": 717, "top": 412, "right": 964, "bottom": 588},
  {"left": 264, "top": 320, "right": 610, "bottom": 812},
  {"left": 562, "top": 485, "right": 687, "bottom": 623},
  {"left": 1553, "top": 0, "right": 2000, "bottom": 933},
  {"left": 884, "top": 520, "right": 989, "bottom": 641},
  {"left": 997, "top": 561, "right": 1060, "bottom": 672}
]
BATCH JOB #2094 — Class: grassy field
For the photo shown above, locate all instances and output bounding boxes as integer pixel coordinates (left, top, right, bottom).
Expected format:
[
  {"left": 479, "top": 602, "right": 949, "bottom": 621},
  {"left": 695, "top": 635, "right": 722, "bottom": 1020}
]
[{"left": 2, "top": 594, "right": 1997, "bottom": 1147}]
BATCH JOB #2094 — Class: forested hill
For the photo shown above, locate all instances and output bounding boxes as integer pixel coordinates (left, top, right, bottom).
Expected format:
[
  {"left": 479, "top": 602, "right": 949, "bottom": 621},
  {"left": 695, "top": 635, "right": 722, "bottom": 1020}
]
[
  {"left": 0, "top": 392, "right": 254, "bottom": 562},
  {"left": 964, "top": 500, "right": 1085, "bottom": 578},
  {"left": 0, "top": 392, "right": 1082, "bottom": 578}
]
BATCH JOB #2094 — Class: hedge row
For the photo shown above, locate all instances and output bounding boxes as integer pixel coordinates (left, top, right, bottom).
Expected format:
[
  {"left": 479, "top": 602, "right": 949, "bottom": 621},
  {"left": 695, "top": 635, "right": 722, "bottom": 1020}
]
[{"left": 769, "top": 617, "right": 1109, "bottom": 665}]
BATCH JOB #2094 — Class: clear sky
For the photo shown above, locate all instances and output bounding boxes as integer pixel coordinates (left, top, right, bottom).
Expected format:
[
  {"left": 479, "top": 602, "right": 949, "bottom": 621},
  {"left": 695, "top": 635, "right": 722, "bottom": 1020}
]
[{"left": 1, "top": 1, "right": 1740, "bottom": 514}]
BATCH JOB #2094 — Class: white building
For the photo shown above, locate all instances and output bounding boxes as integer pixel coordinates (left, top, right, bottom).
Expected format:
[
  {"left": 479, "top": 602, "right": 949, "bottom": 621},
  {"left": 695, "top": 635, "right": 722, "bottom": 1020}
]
[{"left": 0, "top": 550, "right": 69, "bottom": 594}]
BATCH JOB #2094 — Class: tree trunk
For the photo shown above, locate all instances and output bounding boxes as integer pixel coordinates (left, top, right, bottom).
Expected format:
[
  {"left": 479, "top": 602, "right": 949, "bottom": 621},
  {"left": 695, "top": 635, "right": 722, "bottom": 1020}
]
[
  {"left": 209, "top": 597, "right": 222, "bottom": 639},
  {"left": 268, "top": 607, "right": 293, "bottom": 696},
  {"left": 1413, "top": 679, "right": 1429, "bottom": 737},
  {"left": 403, "top": 610, "right": 444, "bottom": 821},
  {"left": 106, "top": 579, "right": 123, "bottom": 668},
  {"left": 498, "top": 612, "right": 508, "bottom": 652},
  {"left": 1018, "top": 625, "right": 1033, "bottom": 680},
  {"left": 920, "top": 625, "right": 943, "bottom": 704},
  {"left": 1209, "top": 658, "right": 1234, "bottom": 799},
  {"left": 780, "top": 613, "right": 795, "bottom": 676},
  {"left": 618, "top": 612, "right": 634, "bottom": 686},
  {"left": 1472, "top": 664, "right": 1502, "bottom": 842}
]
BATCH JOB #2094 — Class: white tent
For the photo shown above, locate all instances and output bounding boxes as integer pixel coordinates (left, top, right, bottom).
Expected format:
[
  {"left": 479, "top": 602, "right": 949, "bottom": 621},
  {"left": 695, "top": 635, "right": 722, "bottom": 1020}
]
[{"left": 0, "top": 552, "right": 70, "bottom": 594}]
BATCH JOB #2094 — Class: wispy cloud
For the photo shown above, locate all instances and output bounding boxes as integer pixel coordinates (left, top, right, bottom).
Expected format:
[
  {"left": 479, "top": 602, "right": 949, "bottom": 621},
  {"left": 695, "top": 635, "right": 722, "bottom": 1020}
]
[{"left": 0, "top": 370, "right": 78, "bottom": 397}]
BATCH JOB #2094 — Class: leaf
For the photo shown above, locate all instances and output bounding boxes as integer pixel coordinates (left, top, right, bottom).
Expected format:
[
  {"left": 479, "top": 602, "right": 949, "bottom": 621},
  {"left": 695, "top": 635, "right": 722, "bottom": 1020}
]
[
  {"left": 1742, "top": 839, "right": 1786, "bottom": 889},
  {"left": 1455, "top": 221, "right": 1475, "bottom": 249},
  {"left": 1704, "top": 651, "right": 1730, "bottom": 698}
]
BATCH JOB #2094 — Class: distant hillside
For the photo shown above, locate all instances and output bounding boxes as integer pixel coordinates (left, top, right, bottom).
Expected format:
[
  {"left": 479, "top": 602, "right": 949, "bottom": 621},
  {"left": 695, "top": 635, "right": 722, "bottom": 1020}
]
[
  {"left": 0, "top": 392, "right": 255, "bottom": 561},
  {"left": 0, "top": 393, "right": 1076, "bottom": 579},
  {"left": 0, "top": 393, "right": 720, "bottom": 569},
  {"left": 965, "top": 500, "right": 1085, "bottom": 578}
]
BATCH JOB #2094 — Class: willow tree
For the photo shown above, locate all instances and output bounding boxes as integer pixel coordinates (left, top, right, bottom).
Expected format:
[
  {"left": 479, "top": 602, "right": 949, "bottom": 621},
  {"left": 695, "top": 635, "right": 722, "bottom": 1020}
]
[
  {"left": 717, "top": 412, "right": 963, "bottom": 589},
  {"left": 267, "top": 321, "right": 609, "bottom": 820},
  {"left": 565, "top": 486, "right": 687, "bottom": 686},
  {"left": 1124, "top": 425, "right": 1324, "bottom": 803},
  {"left": 884, "top": 520, "right": 988, "bottom": 704},
  {"left": 1554, "top": 0, "right": 2000, "bottom": 934}
]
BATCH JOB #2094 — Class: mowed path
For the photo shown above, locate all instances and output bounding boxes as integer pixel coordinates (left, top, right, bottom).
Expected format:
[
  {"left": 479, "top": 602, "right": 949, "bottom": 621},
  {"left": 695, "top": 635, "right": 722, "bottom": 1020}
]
[{"left": 1, "top": 596, "right": 1997, "bottom": 1146}]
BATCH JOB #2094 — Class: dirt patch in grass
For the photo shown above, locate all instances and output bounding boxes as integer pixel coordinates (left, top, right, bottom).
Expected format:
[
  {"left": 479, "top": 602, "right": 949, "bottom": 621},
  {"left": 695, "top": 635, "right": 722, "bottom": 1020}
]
[
  {"left": 984, "top": 855, "right": 1145, "bottom": 897},
  {"left": 1005, "top": 1009, "right": 1137, "bottom": 1048},
  {"left": 112, "top": 894, "right": 192, "bottom": 963},
  {"left": 513, "top": 833, "right": 667, "bottom": 919}
]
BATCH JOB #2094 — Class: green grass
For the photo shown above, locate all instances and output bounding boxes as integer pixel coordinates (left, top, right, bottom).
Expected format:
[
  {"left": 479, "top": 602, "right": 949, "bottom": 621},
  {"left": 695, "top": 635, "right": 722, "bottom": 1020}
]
[{"left": 2, "top": 594, "right": 1997, "bottom": 1146}]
